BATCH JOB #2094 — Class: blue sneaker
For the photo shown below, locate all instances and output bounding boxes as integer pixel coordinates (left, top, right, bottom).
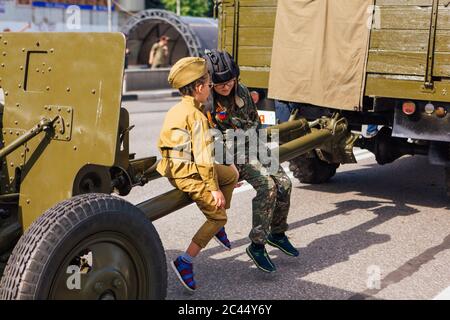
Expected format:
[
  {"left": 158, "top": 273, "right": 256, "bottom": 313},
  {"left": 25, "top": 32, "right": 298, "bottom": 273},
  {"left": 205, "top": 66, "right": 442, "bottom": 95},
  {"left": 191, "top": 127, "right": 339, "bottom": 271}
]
[
  {"left": 366, "top": 124, "right": 378, "bottom": 138},
  {"left": 214, "top": 227, "right": 231, "bottom": 250},
  {"left": 246, "top": 243, "right": 276, "bottom": 273},
  {"left": 171, "top": 256, "right": 196, "bottom": 292},
  {"left": 267, "top": 233, "right": 299, "bottom": 257}
]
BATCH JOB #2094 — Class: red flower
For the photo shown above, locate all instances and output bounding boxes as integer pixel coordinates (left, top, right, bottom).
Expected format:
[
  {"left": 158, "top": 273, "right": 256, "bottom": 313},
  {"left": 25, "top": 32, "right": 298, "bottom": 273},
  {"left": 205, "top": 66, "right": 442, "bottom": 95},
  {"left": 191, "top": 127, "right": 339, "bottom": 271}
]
[{"left": 218, "top": 112, "right": 227, "bottom": 121}]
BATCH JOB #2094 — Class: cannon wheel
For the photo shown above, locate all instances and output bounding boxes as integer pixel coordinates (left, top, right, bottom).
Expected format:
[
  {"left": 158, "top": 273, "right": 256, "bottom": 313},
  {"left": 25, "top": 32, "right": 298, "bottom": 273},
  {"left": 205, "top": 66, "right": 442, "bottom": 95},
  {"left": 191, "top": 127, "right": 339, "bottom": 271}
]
[
  {"left": 289, "top": 151, "right": 340, "bottom": 184},
  {"left": 0, "top": 194, "right": 166, "bottom": 300}
]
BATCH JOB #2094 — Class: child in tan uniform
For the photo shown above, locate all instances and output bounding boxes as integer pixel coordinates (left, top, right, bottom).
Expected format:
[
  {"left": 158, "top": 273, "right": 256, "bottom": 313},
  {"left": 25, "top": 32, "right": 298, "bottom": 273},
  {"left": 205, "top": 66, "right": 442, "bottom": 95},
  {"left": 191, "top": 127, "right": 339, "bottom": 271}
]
[{"left": 157, "top": 57, "right": 239, "bottom": 292}]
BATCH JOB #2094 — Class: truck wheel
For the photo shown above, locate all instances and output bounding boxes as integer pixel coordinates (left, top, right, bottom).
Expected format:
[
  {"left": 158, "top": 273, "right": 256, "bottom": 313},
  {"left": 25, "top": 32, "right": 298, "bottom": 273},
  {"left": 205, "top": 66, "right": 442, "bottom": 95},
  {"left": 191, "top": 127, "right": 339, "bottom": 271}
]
[
  {"left": 0, "top": 193, "right": 166, "bottom": 300},
  {"left": 289, "top": 151, "right": 339, "bottom": 184}
]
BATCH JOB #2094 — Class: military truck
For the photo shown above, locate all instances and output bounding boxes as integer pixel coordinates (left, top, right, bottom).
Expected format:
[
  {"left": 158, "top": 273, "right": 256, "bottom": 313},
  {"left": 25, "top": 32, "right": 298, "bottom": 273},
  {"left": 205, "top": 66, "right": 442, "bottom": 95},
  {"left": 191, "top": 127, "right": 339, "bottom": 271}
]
[{"left": 216, "top": 0, "right": 450, "bottom": 196}]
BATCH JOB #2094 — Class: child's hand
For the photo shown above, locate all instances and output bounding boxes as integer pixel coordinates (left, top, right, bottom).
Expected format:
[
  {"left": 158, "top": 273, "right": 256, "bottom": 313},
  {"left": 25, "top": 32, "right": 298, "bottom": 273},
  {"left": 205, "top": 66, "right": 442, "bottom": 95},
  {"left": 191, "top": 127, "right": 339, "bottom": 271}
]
[{"left": 211, "top": 190, "right": 226, "bottom": 209}]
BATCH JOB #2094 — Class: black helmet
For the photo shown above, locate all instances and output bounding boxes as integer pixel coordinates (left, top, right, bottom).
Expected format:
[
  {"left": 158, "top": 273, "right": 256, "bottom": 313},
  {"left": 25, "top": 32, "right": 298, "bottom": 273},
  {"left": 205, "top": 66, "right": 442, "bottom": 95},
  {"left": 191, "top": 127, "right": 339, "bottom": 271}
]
[{"left": 203, "top": 49, "right": 239, "bottom": 84}]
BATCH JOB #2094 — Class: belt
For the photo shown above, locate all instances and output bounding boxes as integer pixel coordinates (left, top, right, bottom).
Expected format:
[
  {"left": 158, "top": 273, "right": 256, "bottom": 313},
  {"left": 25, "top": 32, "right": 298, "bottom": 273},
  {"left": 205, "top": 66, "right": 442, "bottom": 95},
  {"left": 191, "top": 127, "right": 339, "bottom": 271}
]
[{"left": 161, "top": 149, "right": 193, "bottom": 161}]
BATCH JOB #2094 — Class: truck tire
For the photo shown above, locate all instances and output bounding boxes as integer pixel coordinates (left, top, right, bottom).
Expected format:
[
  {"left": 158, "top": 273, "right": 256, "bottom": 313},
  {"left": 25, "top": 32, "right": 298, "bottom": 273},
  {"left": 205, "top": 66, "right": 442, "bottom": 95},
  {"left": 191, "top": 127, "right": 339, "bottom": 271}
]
[
  {"left": 289, "top": 151, "right": 339, "bottom": 184},
  {"left": 0, "top": 193, "right": 166, "bottom": 300}
]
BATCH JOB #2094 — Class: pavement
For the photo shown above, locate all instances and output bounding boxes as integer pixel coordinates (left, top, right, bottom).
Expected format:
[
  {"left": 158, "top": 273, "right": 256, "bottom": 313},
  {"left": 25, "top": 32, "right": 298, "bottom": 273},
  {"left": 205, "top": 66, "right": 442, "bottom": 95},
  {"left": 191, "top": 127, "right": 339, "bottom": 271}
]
[{"left": 121, "top": 97, "right": 450, "bottom": 300}]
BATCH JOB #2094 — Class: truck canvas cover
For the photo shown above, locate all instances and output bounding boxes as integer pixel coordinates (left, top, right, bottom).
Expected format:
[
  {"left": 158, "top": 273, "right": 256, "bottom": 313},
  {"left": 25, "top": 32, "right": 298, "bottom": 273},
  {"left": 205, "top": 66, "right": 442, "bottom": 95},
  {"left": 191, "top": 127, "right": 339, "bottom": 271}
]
[{"left": 268, "top": 0, "right": 374, "bottom": 110}]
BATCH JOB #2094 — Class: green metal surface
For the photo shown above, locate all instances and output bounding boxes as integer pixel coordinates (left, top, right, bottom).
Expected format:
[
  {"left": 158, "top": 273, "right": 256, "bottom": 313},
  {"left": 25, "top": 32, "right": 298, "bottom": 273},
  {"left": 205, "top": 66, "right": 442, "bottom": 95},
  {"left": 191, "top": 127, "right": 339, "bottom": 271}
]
[
  {"left": 0, "top": 118, "right": 52, "bottom": 159},
  {"left": 365, "top": 76, "right": 450, "bottom": 102},
  {"left": 0, "top": 32, "right": 126, "bottom": 229},
  {"left": 277, "top": 129, "right": 333, "bottom": 164},
  {"left": 218, "top": 0, "right": 276, "bottom": 89}
]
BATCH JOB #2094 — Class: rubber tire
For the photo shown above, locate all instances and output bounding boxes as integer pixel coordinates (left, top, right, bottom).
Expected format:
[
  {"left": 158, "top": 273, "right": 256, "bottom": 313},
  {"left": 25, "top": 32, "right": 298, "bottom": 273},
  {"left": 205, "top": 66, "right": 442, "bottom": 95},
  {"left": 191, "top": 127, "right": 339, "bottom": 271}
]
[
  {"left": 289, "top": 151, "right": 339, "bottom": 184},
  {"left": 0, "top": 193, "right": 167, "bottom": 300}
]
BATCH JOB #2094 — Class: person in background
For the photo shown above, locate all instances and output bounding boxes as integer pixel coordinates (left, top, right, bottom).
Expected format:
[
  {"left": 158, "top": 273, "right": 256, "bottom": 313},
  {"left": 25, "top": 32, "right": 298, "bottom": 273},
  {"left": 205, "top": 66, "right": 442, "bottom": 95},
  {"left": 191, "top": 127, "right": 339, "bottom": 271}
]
[
  {"left": 124, "top": 47, "right": 130, "bottom": 69},
  {"left": 274, "top": 100, "right": 299, "bottom": 123},
  {"left": 149, "top": 35, "right": 169, "bottom": 69}
]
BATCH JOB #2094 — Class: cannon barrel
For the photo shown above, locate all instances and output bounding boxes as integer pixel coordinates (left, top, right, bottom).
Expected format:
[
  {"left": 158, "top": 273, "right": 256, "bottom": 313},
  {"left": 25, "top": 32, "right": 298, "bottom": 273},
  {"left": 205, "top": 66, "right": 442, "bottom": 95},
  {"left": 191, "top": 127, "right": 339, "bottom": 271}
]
[
  {"left": 137, "top": 115, "right": 349, "bottom": 221},
  {"left": 278, "top": 128, "right": 333, "bottom": 163},
  {"left": 137, "top": 188, "right": 193, "bottom": 221},
  {"left": 266, "top": 118, "right": 310, "bottom": 144}
]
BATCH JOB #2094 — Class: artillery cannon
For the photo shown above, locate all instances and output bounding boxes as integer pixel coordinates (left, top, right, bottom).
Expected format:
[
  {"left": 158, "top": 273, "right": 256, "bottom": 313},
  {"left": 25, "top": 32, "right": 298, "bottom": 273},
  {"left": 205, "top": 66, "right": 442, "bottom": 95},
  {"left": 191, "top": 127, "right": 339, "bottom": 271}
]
[{"left": 0, "top": 32, "right": 356, "bottom": 300}]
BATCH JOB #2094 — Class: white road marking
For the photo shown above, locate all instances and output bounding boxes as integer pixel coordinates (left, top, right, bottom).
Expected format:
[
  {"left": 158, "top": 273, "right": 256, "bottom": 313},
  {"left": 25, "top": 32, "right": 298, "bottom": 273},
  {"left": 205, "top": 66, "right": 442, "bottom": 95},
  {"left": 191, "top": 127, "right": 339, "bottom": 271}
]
[
  {"left": 355, "top": 153, "right": 376, "bottom": 161},
  {"left": 354, "top": 149, "right": 369, "bottom": 156},
  {"left": 433, "top": 287, "right": 450, "bottom": 300}
]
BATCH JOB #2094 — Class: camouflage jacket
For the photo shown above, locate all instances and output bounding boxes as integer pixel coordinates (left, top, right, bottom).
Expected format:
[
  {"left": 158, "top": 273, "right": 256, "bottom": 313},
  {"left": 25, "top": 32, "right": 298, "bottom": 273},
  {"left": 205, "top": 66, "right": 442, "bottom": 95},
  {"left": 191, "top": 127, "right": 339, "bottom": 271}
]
[
  {"left": 204, "top": 83, "right": 261, "bottom": 165},
  {"left": 205, "top": 83, "right": 261, "bottom": 132}
]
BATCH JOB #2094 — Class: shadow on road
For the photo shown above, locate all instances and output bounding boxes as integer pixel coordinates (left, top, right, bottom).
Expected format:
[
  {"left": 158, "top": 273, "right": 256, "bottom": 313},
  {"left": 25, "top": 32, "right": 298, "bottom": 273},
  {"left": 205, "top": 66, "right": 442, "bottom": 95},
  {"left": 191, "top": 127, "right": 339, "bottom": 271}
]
[
  {"left": 300, "top": 156, "right": 449, "bottom": 210},
  {"left": 165, "top": 248, "right": 376, "bottom": 300},
  {"left": 164, "top": 156, "right": 448, "bottom": 300},
  {"left": 165, "top": 198, "right": 419, "bottom": 300}
]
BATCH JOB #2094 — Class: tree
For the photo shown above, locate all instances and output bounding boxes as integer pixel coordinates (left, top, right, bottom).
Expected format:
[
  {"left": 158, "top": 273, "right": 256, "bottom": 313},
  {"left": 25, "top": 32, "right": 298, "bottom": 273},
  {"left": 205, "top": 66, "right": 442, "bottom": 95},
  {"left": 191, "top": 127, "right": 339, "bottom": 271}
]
[{"left": 161, "top": 0, "right": 214, "bottom": 17}]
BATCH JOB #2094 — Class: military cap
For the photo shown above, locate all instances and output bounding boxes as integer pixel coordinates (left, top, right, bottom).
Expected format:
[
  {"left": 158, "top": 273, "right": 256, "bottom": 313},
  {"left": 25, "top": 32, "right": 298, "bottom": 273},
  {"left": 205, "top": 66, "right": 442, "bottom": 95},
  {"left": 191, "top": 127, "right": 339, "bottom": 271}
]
[{"left": 168, "top": 57, "right": 207, "bottom": 89}]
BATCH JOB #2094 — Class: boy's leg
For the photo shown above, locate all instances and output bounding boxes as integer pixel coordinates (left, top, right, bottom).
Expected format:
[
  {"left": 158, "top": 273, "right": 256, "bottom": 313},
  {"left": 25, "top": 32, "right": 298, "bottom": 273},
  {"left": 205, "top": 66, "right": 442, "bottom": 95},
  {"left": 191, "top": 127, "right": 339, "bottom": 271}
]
[
  {"left": 269, "top": 166, "right": 292, "bottom": 235},
  {"left": 215, "top": 164, "right": 239, "bottom": 209},
  {"left": 267, "top": 166, "right": 299, "bottom": 257},
  {"left": 237, "top": 162, "right": 277, "bottom": 245},
  {"left": 211, "top": 164, "right": 238, "bottom": 249},
  {"left": 169, "top": 177, "right": 228, "bottom": 248},
  {"left": 169, "top": 176, "right": 229, "bottom": 291},
  {"left": 274, "top": 100, "right": 292, "bottom": 123},
  {"left": 238, "top": 162, "right": 278, "bottom": 272},
  {"left": 171, "top": 241, "right": 201, "bottom": 292}
]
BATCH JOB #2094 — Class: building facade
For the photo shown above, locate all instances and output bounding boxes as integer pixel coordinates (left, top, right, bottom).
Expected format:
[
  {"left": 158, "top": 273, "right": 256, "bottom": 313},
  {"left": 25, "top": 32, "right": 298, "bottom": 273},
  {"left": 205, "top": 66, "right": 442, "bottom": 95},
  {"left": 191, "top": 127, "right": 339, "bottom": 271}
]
[{"left": 0, "top": 0, "right": 148, "bottom": 32}]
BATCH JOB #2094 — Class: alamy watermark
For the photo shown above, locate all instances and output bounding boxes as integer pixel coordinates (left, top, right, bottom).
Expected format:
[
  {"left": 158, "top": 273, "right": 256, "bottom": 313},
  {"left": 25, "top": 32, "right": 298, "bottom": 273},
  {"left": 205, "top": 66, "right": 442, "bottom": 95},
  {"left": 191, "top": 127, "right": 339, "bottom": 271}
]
[
  {"left": 66, "top": 5, "right": 81, "bottom": 30},
  {"left": 167, "top": 124, "right": 280, "bottom": 175},
  {"left": 66, "top": 265, "right": 81, "bottom": 290},
  {"left": 366, "top": 265, "right": 382, "bottom": 290}
]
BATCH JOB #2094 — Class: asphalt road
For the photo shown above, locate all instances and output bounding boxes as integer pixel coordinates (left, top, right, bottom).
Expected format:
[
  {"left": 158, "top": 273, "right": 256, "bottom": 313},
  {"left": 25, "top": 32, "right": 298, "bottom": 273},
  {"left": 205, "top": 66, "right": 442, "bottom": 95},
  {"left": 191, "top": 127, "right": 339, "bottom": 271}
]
[{"left": 122, "top": 97, "right": 450, "bottom": 300}]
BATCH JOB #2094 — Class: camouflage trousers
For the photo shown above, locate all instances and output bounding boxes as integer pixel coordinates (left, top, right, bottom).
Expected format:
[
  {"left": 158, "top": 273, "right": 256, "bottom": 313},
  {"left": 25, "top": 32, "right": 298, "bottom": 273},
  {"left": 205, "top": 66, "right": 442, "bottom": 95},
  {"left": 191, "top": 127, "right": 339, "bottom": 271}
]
[{"left": 236, "top": 161, "right": 292, "bottom": 245}]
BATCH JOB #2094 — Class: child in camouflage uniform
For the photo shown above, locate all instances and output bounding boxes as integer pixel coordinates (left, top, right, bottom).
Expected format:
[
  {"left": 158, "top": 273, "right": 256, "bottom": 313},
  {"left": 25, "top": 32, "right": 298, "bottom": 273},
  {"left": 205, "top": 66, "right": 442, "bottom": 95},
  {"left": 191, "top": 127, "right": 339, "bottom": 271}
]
[{"left": 203, "top": 50, "right": 299, "bottom": 273}]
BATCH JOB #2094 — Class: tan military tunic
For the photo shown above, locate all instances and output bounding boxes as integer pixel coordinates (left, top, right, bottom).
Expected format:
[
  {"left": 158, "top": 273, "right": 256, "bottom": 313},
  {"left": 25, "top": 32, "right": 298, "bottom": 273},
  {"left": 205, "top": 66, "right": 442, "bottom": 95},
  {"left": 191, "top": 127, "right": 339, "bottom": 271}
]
[
  {"left": 157, "top": 95, "right": 219, "bottom": 191},
  {"left": 157, "top": 96, "right": 238, "bottom": 247}
]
